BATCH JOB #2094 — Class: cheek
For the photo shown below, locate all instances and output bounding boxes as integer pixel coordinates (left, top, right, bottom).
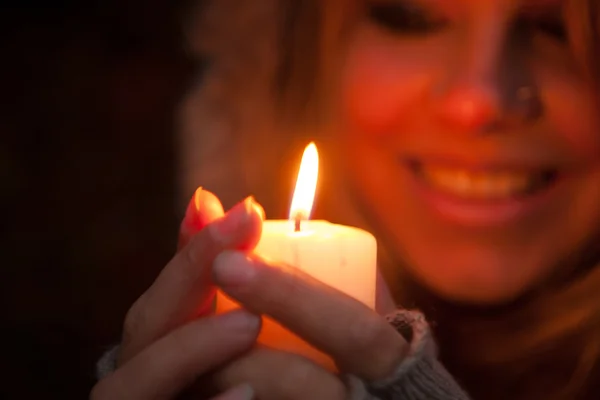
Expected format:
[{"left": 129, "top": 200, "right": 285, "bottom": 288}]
[
  {"left": 341, "top": 38, "right": 433, "bottom": 135},
  {"left": 534, "top": 59, "right": 600, "bottom": 160},
  {"left": 550, "top": 91, "right": 600, "bottom": 161}
]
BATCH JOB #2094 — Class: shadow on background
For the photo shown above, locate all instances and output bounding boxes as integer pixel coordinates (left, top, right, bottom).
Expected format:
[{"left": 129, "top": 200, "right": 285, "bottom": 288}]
[{"left": 1, "top": 0, "right": 197, "bottom": 397}]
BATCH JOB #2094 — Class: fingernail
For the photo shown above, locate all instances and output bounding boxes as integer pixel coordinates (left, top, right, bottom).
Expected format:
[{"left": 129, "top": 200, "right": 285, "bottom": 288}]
[
  {"left": 183, "top": 187, "right": 203, "bottom": 228},
  {"left": 218, "top": 310, "right": 260, "bottom": 331},
  {"left": 248, "top": 196, "right": 266, "bottom": 221},
  {"left": 213, "top": 251, "right": 256, "bottom": 286},
  {"left": 212, "top": 197, "right": 253, "bottom": 240}
]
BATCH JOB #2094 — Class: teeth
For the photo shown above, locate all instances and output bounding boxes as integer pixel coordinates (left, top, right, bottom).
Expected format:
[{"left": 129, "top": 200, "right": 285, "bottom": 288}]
[{"left": 421, "top": 166, "right": 537, "bottom": 199}]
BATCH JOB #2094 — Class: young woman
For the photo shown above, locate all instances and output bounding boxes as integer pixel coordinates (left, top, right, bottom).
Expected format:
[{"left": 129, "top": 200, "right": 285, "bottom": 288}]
[{"left": 92, "top": 0, "right": 600, "bottom": 399}]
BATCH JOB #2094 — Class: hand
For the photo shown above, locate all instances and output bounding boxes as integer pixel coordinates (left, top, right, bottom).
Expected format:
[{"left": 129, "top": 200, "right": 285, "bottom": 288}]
[
  {"left": 91, "top": 189, "right": 265, "bottom": 400},
  {"left": 208, "top": 251, "right": 410, "bottom": 399}
]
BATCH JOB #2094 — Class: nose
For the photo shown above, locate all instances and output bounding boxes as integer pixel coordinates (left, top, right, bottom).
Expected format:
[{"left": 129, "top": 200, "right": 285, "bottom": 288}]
[
  {"left": 434, "top": 24, "right": 538, "bottom": 133},
  {"left": 438, "top": 83, "right": 502, "bottom": 132}
]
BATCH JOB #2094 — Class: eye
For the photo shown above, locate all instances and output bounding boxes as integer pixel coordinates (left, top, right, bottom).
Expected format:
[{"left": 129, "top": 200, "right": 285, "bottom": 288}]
[
  {"left": 366, "top": 0, "right": 448, "bottom": 35},
  {"left": 518, "top": 14, "right": 569, "bottom": 43},
  {"left": 535, "top": 17, "right": 568, "bottom": 42}
]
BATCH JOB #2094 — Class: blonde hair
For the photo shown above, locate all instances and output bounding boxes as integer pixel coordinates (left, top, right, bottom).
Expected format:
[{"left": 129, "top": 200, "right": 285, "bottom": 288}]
[{"left": 181, "top": 1, "right": 600, "bottom": 398}]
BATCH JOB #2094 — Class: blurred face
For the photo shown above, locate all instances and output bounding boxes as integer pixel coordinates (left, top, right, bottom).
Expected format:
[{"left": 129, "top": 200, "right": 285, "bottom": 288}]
[{"left": 337, "top": 0, "right": 600, "bottom": 303}]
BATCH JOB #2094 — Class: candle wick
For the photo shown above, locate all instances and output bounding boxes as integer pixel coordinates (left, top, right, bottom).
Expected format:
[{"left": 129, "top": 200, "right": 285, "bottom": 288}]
[{"left": 293, "top": 211, "right": 307, "bottom": 232}]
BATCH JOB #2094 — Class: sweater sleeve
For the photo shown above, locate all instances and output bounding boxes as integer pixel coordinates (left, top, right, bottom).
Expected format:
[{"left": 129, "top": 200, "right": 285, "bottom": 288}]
[
  {"left": 96, "top": 344, "right": 120, "bottom": 380},
  {"left": 345, "top": 309, "right": 470, "bottom": 400}
]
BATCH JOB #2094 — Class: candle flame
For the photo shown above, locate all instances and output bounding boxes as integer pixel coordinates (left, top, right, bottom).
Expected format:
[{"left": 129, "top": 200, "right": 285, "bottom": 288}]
[{"left": 289, "top": 142, "right": 319, "bottom": 224}]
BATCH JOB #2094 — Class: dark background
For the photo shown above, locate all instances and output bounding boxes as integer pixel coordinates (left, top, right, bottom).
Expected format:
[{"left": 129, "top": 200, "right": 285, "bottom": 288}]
[{"left": 2, "top": 1, "right": 197, "bottom": 397}]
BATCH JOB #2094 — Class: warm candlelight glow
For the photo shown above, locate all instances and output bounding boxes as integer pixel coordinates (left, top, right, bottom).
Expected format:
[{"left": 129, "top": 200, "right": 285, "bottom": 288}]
[
  {"left": 289, "top": 142, "right": 319, "bottom": 228},
  {"left": 216, "top": 140, "right": 376, "bottom": 371}
]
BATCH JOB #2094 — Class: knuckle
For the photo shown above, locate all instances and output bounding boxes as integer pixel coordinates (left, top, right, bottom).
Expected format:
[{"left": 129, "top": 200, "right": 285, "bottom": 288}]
[
  {"left": 347, "top": 314, "right": 389, "bottom": 355},
  {"left": 182, "top": 235, "right": 202, "bottom": 271},
  {"left": 260, "top": 266, "right": 304, "bottom": 311},
  {"left": 121, "top": 297, "right": 149, "bottom": 354},
  {"left": 344, "top": 315, "right": 404, "bottom": 379},
  {"left": 122, "top": 303, "right": 142, "bottom": 341},
  {"left": 180, "top": 233, "right": 213, "bottom": 284}
]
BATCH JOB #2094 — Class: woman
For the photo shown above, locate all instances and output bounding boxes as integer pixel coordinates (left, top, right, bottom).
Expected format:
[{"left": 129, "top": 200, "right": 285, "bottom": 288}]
[{"left": 92, "top": 0, "right": 600, "bottom": 398}]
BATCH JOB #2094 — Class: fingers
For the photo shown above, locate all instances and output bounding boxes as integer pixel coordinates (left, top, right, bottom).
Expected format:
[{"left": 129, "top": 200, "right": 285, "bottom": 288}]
[
  {"left": 213, "top": 252, "right": 408, "bottom": 381},
  {"left": 91, "top": 310, "right": 261, "bottom": 400},
  {"left": 213, "top": 347, "right": 346, "bottom": 400},
  {"left": 178, "top": 188, "right": 225, "bottom": 250},
  {"left": 120, "top": 194, "right": 265, "bottom": 363}
]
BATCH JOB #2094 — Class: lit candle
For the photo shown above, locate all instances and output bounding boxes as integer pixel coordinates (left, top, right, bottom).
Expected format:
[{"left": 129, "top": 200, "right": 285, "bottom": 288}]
[{"left": 216, "top": 142, "right": 377, "bottom": 369}]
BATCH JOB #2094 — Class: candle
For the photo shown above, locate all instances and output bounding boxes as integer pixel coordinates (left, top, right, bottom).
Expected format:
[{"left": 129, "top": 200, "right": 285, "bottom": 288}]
[{"left": 216, "top": 142, "right": 377, "bottom": 369}]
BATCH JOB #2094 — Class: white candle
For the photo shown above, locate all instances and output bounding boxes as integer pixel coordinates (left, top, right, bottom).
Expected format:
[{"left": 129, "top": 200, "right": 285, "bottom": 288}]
[{"left": 216, "top": 143, "right": 377, "bottom": 369}]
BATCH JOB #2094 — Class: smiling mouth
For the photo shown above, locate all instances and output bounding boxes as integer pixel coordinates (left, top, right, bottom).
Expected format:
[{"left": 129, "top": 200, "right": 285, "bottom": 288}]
[{"left": 408, "top": 160, "right": 559, "bottom": 201}]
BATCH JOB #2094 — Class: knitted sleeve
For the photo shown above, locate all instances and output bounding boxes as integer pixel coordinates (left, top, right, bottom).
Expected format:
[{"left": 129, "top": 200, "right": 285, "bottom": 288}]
[
  {"left": 96, "top": 344, "right": 120, "bottom": 380},
  {"left": 346, "top": 309, "right": 470, "bottom": 400}
]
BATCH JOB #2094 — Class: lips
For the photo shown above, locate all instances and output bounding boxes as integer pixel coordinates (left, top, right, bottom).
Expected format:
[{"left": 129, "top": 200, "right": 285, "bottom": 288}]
[
  {"left": 413, "top": 162, "right": 557, "bottom": 200},
  {"left": 404, "top": 158, "right": 562, "bottom": 226}
]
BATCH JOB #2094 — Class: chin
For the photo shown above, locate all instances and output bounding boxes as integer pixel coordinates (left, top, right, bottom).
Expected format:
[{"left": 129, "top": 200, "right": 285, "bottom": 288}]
[
  {"left": 425, "top": 279, "right": 529, "bottom": 305},
  {"left": 404, "top": 255, "right": 544, "bottom": 306}
]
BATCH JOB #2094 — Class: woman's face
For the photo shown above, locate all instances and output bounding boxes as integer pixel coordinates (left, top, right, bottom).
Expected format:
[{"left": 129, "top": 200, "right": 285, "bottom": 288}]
[{"left": 338, "top": 0, "right": 600, "bottom": 303}]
